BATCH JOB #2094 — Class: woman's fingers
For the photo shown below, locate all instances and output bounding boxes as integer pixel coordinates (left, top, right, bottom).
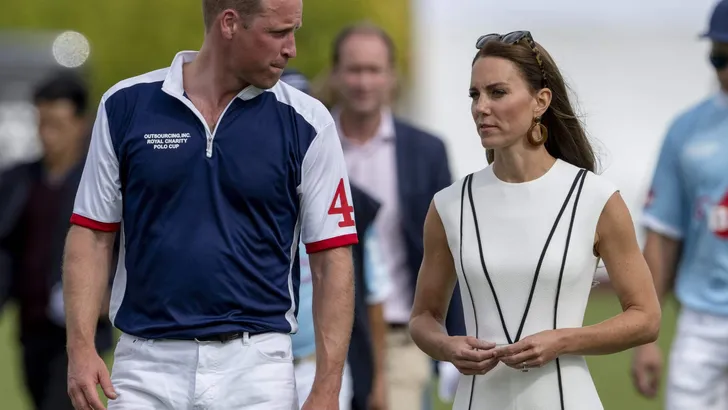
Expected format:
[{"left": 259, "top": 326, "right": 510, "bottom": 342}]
[
  {"left": 499, "top": 348, "right": 539, "bottom": 368},
  {"left": 455, "top": 346, "right": 496, "bottom": 362},
  {"left": 454, "top": 357, "right": 499, "bottom": 375}
]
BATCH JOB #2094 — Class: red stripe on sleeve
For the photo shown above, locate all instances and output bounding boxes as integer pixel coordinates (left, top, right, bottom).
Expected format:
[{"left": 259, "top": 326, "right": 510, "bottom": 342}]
[
  {"left": 70, "top": 213, "right": 121, "bottom": 232},
  {"left": 305, "top": 233, "right": 359, "bottom": 254}
]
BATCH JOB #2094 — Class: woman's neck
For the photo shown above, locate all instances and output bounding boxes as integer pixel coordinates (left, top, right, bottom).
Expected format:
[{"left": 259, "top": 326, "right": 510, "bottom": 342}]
[{"left": 492, "top": 146, "right": 556, "bottom": 183}]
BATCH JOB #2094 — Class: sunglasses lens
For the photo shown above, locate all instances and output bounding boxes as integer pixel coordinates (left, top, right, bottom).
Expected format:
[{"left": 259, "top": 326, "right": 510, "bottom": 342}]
[
  {"left": 502, "top": 31, "right": 527, "bottom": 44},
  {"left": 711, "top": 54, "right": 728, "bottom": 70},
  {"left": 476, "top": 34, "right": 500, "bottom": 48}
]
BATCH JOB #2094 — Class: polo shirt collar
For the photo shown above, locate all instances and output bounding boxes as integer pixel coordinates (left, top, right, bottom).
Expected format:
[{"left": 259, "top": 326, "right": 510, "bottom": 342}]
[
  {"left": 332, "top": 106, "right": 396, "bottom": 146},
  {"left": 162, "top": 50, "right": 266, "bottom": 101}
]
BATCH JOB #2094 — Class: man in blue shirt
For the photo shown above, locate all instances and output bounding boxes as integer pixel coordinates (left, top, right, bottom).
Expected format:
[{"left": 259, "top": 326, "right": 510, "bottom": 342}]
[
  {"left": 632, "top": 2, "right": 728, "bottom": 408},
  {"left": 62, "top": 1, "right": 358, "bottom": 409}
]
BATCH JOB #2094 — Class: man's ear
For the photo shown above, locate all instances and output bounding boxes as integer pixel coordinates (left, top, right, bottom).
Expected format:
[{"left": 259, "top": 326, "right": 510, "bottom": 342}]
[{"left": 219, "top": 9, "right": 241, "bottom": 39}]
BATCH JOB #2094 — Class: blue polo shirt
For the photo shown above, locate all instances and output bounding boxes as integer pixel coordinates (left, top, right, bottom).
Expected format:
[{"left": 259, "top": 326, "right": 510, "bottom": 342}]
[
  {"left": 70, "top": 51, "right": 359, "bottom": 339},
  {"left": 643, "top": 93, "right": 728, "bottom": 316}
]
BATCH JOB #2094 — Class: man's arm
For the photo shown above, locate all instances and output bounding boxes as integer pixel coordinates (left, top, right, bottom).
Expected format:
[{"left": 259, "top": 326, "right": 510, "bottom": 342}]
[
  {"left": 64, "top": 95, "right": 123, "bottom": 351},
  {"left": 640, "top": 116, "right": 688, "bottom": 307},
  {"left": 299, "top": 119, "right": 359, "bottom": 406},
  {"left": 643, "top": 230, "right": 681, "bottom": 305},
  {"left": 308, "top": 246, "right": 355, "bottom": 397},
  {"left": 631, "top": 113, "right": 688, "bottom": 398},
  {"left": 63, "top": 226, "right": 116, "bottom": 354}
]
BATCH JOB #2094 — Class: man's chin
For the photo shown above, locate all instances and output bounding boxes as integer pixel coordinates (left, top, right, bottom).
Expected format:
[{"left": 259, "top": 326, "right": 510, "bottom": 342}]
[
  {"left": 250, "top": 77, "right": 280, "bottom": 90},
  {"left": 349, "top": 105, "right": 381, "bottom": 116}
]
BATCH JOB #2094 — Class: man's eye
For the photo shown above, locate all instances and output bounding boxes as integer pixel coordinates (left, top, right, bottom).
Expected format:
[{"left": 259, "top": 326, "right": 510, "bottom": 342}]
[{"left": 270, "top": 30, "right": 290, "bottom": 38}]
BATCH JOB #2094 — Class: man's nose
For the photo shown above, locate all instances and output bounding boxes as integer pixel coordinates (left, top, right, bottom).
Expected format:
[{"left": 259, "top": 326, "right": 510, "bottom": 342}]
[{"left": 282, "top": 34, "right": 297, "bottom": 59}]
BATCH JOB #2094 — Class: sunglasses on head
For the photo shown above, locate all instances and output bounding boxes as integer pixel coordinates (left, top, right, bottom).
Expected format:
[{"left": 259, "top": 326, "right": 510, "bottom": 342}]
[
  {"left": 476, "top": 31, "right": 534, "bottom": 49},
  {"left": 710, "top": 52, "right": 728, "bottom": 71},
  {"left": 475, "top": 30, "right": 548, "bottom": 88}
]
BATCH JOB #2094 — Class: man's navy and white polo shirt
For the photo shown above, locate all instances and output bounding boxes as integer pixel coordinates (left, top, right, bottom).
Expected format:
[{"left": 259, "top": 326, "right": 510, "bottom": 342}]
[{"left": 70, "top": 51, "right": 359, "bottom": 339}]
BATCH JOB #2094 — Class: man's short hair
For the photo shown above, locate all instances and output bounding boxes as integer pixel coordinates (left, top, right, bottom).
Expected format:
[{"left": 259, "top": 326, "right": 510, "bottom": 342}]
[
  {"left": 33, "top": 71, "right": 88, "bottom": 117},
  {"left": 332, "top": 22, "right": 397, "bottom": 68},
  {"left": 202, "top": 0, "right": 262, "bottom": 30}
]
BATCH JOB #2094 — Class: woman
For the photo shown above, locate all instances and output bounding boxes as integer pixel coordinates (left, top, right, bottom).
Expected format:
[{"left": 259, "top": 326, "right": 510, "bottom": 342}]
[{"left": 408, "top": 31, "right": 661, "bottom": 410}]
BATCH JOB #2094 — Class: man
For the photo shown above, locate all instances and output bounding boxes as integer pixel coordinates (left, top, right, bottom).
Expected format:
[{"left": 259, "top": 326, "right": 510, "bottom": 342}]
[
  {"left": 0, "top": 72, "right": 114, "bottom": 410},
  {"left": 281, "top": 68, "right": 391, "bottom": 410},
  {"left": 63, "top": 1, "right": 357, "bottom": 409},
  {"left": 327, "top": 23, "right": 466, "bottom": 410},
  {"left": 632, "top": 2, "right": 728, "bottom": 409}
]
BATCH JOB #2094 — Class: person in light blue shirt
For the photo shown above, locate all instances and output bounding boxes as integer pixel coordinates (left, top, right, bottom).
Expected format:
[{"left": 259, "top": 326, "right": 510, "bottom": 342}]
[
  {"left": 280, "top": 66, "right": 392, "bottom": 410},
  {"left": 293, "top": 227, "right": 391, "bottom": 410},
  {"left": 632, "top": 2, "right": 728, "bottom": 408}
]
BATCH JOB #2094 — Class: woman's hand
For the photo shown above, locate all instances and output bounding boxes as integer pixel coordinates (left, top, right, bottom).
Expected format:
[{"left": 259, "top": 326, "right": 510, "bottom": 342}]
[
  {"left": 441, "top": 336, "right": 499, "bottom": 375},
  {"left": 493, "top": 330, "right": 567, "bottom": 370}
]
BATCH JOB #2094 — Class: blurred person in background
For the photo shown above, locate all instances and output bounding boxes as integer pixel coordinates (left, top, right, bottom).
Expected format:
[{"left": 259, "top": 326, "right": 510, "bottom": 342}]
[
  {"left": 326, "top": 22, "right": 466, "bottom": 410},
  {"left": 0, "top": 71, "right": 114, "bottom": 410},
  {"left": 62, "top": 0, "right": 357, "bottom": 409},
  {"left": 409, "top": 30, "right": 660, "bottom": 410},
  {"left": 281, "top": 67, "right": 392, "bottom": 410},
  {"left": 632, "top": 1, "right": 728, "bottom": 408}
]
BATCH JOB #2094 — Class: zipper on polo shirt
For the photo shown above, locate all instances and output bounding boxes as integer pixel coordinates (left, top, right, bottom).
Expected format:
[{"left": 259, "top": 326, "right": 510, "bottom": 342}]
[
  {"left": 205, "top": 134, "right": 214, "bottom": 158},
  {"left": 162, "top": 89, "right": 238, "bottom": 159},
  {"left": 203, "top": 97, "right": 238, "bottom": 158}
]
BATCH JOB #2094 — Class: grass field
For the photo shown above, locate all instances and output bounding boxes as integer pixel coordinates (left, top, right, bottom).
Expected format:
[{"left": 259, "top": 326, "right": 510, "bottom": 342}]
[{"left": 0, "top": 292, "right": 678, "bottom": 410}]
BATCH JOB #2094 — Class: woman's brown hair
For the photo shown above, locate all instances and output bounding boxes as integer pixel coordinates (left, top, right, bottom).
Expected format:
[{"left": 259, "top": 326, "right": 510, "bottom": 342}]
[{"left": 474, "top": 40, "right": 597, "bottom": 173}]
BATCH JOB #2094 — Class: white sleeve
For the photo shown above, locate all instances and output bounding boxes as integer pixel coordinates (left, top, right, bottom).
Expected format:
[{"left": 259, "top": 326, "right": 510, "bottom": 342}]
[
  {"left": 300, "top": 121, "right": 359, "bottom": 253},
  {"left": 70, "top": 99, "right": 122, "bottom": 232}
]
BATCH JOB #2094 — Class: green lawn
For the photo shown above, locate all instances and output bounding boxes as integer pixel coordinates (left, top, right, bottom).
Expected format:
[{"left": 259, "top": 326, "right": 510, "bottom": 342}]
[{"left": 0, "top": 292, "right": 677, "bottom": 410}]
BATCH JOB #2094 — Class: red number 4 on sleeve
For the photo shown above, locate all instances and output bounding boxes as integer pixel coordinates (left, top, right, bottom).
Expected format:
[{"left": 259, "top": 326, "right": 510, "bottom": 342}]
[{"left": 328, "top": 178, "right": 355, "bottom": 227}]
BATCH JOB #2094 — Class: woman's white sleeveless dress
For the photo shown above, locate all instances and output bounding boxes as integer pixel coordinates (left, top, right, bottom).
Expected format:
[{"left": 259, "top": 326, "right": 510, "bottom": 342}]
[{"left": 432, "top": 159, "right": 617, "bottom": 410}]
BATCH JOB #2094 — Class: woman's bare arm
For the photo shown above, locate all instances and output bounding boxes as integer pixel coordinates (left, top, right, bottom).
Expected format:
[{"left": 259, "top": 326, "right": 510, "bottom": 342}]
[
  {"left": 560, "top": 192, "right": 661, "bottom": 355},
  {"left": 409, "top": 201, "right": 459, "bottom": 361}
]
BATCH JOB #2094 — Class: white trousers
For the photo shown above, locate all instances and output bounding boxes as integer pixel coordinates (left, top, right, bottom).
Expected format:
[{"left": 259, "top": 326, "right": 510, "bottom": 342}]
[
  {"left": 293, "top": 358, "right": 352, "bottom": 410},
  {"left": 667, "top": 307, "right": 728, "bottom": 410},
  {"left": 108, "top": 332, "right": 297, "bottom": 410}
]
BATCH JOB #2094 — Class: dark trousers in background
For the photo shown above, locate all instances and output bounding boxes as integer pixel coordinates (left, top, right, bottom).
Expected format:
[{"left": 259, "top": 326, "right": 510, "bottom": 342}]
[{"left": 21, "top": 321, "right": 74, "bottom": 410}]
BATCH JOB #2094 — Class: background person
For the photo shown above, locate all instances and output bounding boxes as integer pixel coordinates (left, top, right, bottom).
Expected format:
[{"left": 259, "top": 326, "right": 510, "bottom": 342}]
[
  {"left": 326, "top": 22, "right": 466, "bottom": 410},
  {"left": 632, "top": 1, "right": 728, "bottom": 408},
  {"left": 0, "top": 71, "right": 115, "bottom": 410}
]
